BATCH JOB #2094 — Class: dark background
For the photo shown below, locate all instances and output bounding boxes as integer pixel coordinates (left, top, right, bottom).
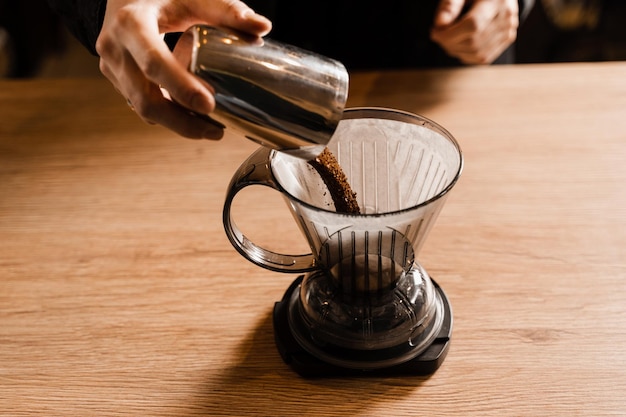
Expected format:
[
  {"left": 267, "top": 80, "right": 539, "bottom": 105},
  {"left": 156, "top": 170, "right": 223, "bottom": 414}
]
[{"left": 1, "top": 0, "right": 625, "bottom": 78}]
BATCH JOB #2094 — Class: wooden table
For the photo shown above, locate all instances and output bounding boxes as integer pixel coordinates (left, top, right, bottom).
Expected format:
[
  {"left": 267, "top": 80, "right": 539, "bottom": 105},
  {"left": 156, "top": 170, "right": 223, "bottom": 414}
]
[{"left": 2, "top": 62, "right": 625, "bottom": 416}]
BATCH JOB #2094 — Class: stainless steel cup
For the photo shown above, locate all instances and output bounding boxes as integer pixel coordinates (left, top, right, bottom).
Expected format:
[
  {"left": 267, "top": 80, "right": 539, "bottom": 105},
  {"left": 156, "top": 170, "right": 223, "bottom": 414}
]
[{"left": 174, "top": 25, "right": 349, "bottom": 159}]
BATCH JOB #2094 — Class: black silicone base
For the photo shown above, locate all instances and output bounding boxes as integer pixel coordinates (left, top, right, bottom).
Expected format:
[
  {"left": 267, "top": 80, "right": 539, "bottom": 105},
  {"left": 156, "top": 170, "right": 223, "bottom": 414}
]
[{"left": 273, "top": 275, "right": 452, "bottom": 377}]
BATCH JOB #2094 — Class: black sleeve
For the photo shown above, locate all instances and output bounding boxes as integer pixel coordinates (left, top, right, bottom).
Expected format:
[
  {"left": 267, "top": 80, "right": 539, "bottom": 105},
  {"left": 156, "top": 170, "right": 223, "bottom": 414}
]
[{"left": 46, "top": 0, "right": 107, "bottom": 55}]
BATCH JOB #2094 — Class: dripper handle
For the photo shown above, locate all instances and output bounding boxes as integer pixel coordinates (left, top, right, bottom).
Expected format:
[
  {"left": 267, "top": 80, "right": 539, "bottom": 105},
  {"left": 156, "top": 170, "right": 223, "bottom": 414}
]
[{"left": 222, "top": 147, "right": 317, "bottom": 273}]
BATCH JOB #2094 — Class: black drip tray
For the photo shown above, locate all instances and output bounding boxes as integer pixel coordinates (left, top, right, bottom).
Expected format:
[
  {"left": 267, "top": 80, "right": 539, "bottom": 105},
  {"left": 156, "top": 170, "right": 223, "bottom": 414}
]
[{"left": 273, "top": 275, "right": 452, "bottom": 377}]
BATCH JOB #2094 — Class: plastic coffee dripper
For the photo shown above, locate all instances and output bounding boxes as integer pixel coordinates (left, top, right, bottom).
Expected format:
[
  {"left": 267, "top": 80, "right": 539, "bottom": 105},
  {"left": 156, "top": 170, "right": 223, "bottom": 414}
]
[{"left": 223, "top": 108, "right": 463, "bottom": 376}]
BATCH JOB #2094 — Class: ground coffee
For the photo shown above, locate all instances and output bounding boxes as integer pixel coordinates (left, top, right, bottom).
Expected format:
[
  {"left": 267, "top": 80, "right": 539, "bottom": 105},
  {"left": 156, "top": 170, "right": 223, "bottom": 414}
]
[{"left": 308, "top": 148, "right": 361, "bottom": 214}]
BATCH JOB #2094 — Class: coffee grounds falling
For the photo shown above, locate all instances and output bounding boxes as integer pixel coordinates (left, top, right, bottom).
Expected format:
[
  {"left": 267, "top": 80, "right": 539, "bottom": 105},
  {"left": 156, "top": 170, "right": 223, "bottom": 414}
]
[{"left": 308, "top": 148, "right": 361, "bottom": 214}]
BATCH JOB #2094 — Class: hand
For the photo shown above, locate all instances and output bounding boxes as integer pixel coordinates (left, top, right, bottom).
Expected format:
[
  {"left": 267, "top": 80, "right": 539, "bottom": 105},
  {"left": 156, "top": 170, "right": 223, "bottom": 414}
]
[
  {"left": 96, "top": 0, "right": 272, "bottom": 139},
  {"left": 430, "top": 0, "right": 519, "bottom": 65}
]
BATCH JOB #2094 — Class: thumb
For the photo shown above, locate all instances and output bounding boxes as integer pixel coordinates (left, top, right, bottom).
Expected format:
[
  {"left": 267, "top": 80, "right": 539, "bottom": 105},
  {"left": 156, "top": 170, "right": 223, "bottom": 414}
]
[
  {"left": 199, "top": 0, "right": 272, "bottom": 36},
  {"left": 433, "top": 0, "right": 466, "bottom": 27}
]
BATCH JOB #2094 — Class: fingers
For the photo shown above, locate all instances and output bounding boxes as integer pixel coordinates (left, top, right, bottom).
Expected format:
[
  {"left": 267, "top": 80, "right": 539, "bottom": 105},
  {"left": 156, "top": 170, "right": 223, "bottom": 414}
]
[
  {"left": 100, "top": 48, "right": 224, "bottom": 139},
  {"left": 96, "top": 0, "right": 274, "bottom": 140},
  {"left": 202, "top": 0, "right": 272, "bottom": 35},
  {"left": 431, "top": 0, "right": 519, "bottom": 64},
  {"left": 118, "top": 9, "right": 215, "bottom": 112},
  {"left": 97, "top": 4, "right": 222, "bottom": 138},
  {"left": 158, "top": 0, "right": 271, "bottom": 36},
  {"left": 433, "top": 0, "right": 466, "bottom": 28}
]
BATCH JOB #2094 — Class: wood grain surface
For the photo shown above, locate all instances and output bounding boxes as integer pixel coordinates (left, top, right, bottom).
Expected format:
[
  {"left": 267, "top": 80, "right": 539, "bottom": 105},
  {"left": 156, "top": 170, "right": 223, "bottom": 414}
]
[{"left": 1, "top": 62, "right": 625, "bottom": 416}]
